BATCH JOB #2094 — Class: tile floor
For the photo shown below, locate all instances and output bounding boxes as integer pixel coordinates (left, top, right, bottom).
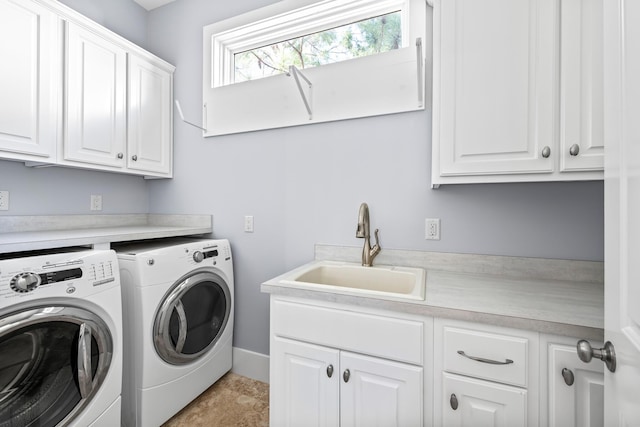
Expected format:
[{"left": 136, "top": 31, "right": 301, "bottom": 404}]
[{"left": 162, "top": 372, "right": 269, "bottom": 427}]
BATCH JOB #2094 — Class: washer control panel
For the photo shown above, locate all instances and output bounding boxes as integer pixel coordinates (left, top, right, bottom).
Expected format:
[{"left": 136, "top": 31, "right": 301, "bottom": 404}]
[{"left": 192, "top": 248, "right": 219, "bottom": 263}]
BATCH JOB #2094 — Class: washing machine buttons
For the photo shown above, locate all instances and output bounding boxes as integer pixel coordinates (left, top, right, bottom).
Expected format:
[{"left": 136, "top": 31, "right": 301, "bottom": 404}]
[
  {"left": 192, "top": 251, "right": 204, "bottom": 263},
  {"left": 10, "top": 272, "right": 41, "bottom": 293}
]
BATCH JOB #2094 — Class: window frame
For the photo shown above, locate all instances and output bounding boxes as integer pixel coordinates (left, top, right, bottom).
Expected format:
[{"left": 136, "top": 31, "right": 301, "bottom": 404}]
[
  {"left": 208, "top": 0, "right": 413, "bottom": 88},
  {"left": 202, "top": 0, "right": 430, "bottom": 136}
]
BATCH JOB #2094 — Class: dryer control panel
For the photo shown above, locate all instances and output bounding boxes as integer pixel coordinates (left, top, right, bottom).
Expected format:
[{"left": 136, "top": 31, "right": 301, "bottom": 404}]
[{"left": 0, "top": 249, "right": 118, "bottom": 303}]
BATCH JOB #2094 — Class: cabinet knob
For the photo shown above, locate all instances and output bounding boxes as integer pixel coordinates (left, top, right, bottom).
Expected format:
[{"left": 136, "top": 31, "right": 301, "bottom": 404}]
[
  {"left": 569, "top": 144, "right": 580, "bottom": 156},
  {"left": 541, "top": 146, "right": 551, "bottom": 158},
  {"left": 117, "top": 152, "right": 124, "bottom": 159},
  {"left": 576, "top": 340, "right": 617, "bottom": 373},
  {"left": 326, "top": 365, "right": 334, "bottom": 378},
  {"left": 132, "top": 155, "right": 138, "bottom": 161},
  {"left": 561, "top": 368, "right": 575, "bottom": 386},
  {"left": 343, "top": 369, "right": 350, "bottom": 383},
  {"left": 450, "top": 393, "right": 459, "bottom": 410}
]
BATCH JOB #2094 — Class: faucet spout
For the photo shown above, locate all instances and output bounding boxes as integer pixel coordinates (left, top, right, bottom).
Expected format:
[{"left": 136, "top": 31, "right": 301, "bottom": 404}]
[{"left": 355, "top": 203, "right": 381, "bottom": 267}]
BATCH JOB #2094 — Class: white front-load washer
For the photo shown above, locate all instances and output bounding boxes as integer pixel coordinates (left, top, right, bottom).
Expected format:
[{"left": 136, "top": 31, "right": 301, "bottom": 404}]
[
  {"left": 0, "top": 248, "right": 122, "bottom": 427},
  {"left": 114, "top": 238, "right": 234, "bottom": 427}
]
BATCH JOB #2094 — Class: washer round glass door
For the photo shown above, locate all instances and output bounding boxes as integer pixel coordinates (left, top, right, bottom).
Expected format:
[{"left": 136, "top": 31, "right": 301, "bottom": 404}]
[
  {"left": 153, "top": 270, "right": 231, "bottom": 365},
  {"left": 0, "top": 306, "right": 113, "bottom": 427}
]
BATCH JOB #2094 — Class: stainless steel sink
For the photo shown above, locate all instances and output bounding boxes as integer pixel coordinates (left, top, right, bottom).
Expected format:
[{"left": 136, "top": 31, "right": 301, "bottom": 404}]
[{"left": 278, "top": 261, "right": 426, "bottom": 301}]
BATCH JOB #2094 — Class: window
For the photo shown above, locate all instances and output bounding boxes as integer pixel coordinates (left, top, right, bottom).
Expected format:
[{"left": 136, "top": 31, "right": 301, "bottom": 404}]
[
  {"left": 234, "top": 11, "right": 403, "bottom": 83},
  {"left": 202, "top": 0, "right": 431, "bottom": 136}
]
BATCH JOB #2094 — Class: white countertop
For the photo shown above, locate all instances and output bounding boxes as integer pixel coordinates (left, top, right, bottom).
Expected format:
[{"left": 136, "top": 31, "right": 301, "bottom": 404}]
[
  {"left": 0, "top": 214, "right": 212, "bottom": 253},
  {"left": 261, "top": 246, "right": 605, "bottom": 341}
]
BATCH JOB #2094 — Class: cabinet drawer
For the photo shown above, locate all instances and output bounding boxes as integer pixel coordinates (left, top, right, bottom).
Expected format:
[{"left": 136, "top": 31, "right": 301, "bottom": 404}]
[
  {"left": 443, "top": 325, "right": 529, "bottom": 387},
  {"left": 271, "top": 298, "right": 423, "bottom": 365}
]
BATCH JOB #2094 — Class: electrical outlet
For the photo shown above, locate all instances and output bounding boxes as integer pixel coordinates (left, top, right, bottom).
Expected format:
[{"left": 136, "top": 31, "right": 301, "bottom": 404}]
[
  {"left": 244, "top": 215, "right": 254, "bottom": 233},
  {"left": 0, "top": 191, "right": 9, "bottom": 211},
  {"left": 90, "top": 194, "right": 102, "bottom": 211},
  {"left": 425, "top": 218, "right": 440, "bottom": 240}
]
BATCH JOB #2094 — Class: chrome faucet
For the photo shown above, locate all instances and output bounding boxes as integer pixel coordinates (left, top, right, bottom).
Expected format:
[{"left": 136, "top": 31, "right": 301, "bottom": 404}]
[{"left": 356, "top": 202, "right": 381, "bottom": 267}]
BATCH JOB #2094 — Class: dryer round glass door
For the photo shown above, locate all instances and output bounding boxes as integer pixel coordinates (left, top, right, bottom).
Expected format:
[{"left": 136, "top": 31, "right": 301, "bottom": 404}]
[
  {"left": 0, "top": 306, "right": 113, "bottom": 427},
  {"left": 154, "top": 271, "right": 231, "bottom": 365}
]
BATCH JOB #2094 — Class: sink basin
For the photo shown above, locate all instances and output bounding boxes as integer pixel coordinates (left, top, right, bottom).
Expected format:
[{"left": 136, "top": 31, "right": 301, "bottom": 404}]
[{"left": 278, "top": 261, "right": 426, "bottom": 301}]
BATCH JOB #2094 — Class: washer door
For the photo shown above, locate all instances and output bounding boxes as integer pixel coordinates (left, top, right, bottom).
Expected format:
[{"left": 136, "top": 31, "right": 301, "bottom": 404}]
[
  {"left": 0, "top": 306, "right": 113, "bottom": 427},
  {"left": 154, "top": 270, "right": 231, "bottom": 365}
]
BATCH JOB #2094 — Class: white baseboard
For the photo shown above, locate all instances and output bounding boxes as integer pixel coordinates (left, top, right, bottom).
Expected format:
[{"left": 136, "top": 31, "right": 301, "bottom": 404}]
[{"left": 231, "top": 347, "right": 270, "bottom": 384}]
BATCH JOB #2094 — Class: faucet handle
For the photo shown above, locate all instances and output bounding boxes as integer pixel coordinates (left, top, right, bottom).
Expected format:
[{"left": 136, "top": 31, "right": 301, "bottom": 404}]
[{"left": 373, "top": 229, "right": 381, "bottom": 248}]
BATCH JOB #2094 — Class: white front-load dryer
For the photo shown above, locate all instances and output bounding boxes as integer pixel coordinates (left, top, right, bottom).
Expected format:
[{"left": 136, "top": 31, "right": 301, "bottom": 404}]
[
  {"left": 114, "top": 238, "right": 234, "bottom": 427},
  {"left": 0, "top": 248, "right": 122, "bottom": 427}
]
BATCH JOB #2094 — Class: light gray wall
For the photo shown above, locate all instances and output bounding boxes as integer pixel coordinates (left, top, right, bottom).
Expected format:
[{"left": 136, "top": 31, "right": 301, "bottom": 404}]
[
  {"left": 58, "top": 0, "right": 148, "bottom": 49},
  {"left": 144, "top": 0, "right": 604, "bottom": 355},
  {"left": 0, "top": 0, "right": 604, "bottom": 357},
  {"left": 0, "top": 160, "right": 149, "bottom": 215}
]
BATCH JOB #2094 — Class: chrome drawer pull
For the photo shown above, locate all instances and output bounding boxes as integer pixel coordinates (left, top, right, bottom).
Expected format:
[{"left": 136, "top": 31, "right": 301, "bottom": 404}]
[{"left": 457, "top": 350, "right": 514, "bottom": 365}]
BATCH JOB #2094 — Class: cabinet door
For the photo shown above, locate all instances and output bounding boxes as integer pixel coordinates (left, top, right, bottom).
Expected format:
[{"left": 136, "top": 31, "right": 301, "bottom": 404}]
[
  {"left": 560, "top": 0, "right": 604, "bottom": 172},
  {"left": 270, "top": 337, "right": 340, "bottom": 427},
  {"left": 442, "top": 372, "right": 527, "bottom": 427},
  {"left": 434, "top": 0, "right": 556, "bottom": 177},
  {"left": 0, "top": 0, "right": 57, "bottom": 161},
  {"left": 340, "top": 351, "right": 422, "bottom": 427},
  {"left": 548, "top": 343, "right": 604, "bottom": 427},
  {"left": 127, "top": 54, "right": 172, "bottom": 176},
  {"left": 64, "top": 21, "right": 126, "bottom": 168}
]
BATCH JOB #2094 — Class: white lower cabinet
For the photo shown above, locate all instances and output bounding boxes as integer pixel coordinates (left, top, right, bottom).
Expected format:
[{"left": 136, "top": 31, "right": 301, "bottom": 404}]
[
  {"left": 269, "top": 297, "right": 427, "bottom": 427},
  {"left": 442, "top": 372, "right": 527, "bottom": 427},
  {"left": 541, "top": 335, "right": 604, "bottom": 427},
  {"left": 268, "top": 296, "right": 604, "bottom": 427},
  {"left": 271, "top": 337, "right": 340, "bottom": 427},
  {"left": 272, "top": 336, "right": 422, "bottom": 427},
  {"left": 434, "top": 318, "right": 539, "bottom": 427}
]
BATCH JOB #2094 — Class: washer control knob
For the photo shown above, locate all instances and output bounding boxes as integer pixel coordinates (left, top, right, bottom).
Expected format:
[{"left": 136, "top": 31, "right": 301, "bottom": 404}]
[
  {"left": 10, "top": 272, "right": 40, "bottom": 293},
  {"left": 193, "top": 251, "right": 204, "bottom": 263}
]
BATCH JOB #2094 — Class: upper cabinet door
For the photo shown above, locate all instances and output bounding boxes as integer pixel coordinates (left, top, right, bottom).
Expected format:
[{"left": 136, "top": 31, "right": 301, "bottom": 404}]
[
  {"left": 64, "top": 21, "right": 127, "bottom": 168},
  {"left": 560, "top": 0, "right": 605, "bottom": 172},
  {"left": 127, "top": 54, "right": 173, "bottom": 176},
  {"left": 434, "top": 0, "right": 557, "bottom": 177},
  {"left": 0, "top": 0, "right": 58, "bottom": 161}
]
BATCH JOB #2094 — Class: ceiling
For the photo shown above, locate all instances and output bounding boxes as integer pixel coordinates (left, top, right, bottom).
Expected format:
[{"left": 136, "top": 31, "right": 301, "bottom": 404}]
[{"left": 132, "top": 0, "right": 177, "bottom": 11}]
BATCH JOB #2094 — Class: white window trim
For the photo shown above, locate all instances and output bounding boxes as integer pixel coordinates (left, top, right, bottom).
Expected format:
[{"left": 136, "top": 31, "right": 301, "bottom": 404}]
[
  {"left": 201, "top": 0, "right": 431, "bottom": 136},
  {"left": 209, "top": 0, "right": 410, "bottom": 87}
]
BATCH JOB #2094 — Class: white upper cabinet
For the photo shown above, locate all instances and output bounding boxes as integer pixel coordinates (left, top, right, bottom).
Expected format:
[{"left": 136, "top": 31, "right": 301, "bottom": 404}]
[
  {"left": 431, "top": 0, "right": 604, "bottom": 186},
  {"left": 127, "top": 54, "right": 173, "bottom": 176},
  {"left": 559, "top": 0, "right": 604, "bottom": 172},
  {"left": 0, "top": 0, "right": 58, "bottom": 162},
  {"left": 64, "top": 21, "right": 127, "bottom": 169},
  {"left": 0, "top": 0, "right": 174, "bottom": 178}
]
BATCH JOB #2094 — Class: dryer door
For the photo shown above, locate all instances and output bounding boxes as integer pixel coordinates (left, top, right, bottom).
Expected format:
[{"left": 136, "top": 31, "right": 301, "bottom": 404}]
[
  {"left": 154, "top": 270, "right": 231, "bottom": 365},
  {"left": 0, "top": 306, "right": 113, "bottom": 427}
]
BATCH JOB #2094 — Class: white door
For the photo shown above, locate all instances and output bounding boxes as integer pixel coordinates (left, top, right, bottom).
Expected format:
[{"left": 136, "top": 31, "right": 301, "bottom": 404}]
[
  {"left": 441, "top": 372, "right": 527, "bottom": 427},
  {"left": 270, "top": 337, "right": 340, "bottom": 427},
  {"left": 340, "top": 351, "right": 422, "bottom": 427},
  {"left": 127, "top": 54, "right": 172, "bottom": 176},
  {"left": 0, "top": 0, "right": 58, "bottom": 161},
  {"left": 64, "top": 21, "right": 126, "bottom": 168},
  {"left": 434, "top": 0, "right": 556, "bottom": 177},
  {"left": 602, "top": 0, "right": 640, "bottom": 424}
]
